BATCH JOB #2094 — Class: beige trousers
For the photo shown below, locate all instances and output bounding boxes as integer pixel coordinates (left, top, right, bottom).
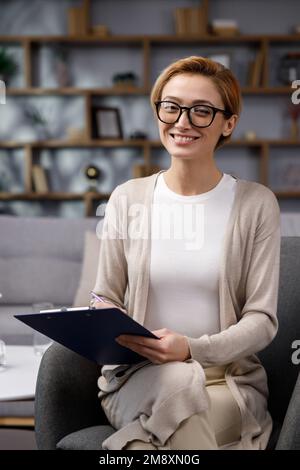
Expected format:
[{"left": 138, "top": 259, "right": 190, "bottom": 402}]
[{"left": 124, "top": 365, "right": 241, "bottom": 450}]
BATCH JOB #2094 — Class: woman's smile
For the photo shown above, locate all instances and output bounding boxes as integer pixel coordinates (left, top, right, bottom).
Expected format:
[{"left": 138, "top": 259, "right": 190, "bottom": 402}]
[{"left": 169, "top": 133, "right": 200, "bottom": 145}]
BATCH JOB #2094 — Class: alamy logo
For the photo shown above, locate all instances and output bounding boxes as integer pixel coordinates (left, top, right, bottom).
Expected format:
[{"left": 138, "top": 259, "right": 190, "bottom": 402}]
[
  {"left": 95, "top": 197, "right": 205, "bottom": 250},
  {"left": 0, "top": 80, "right": 6, "bottom": 104},
  {"left": 291, "top": 80, "right": 300, "bottom": 105},
  {"left": 291, "top": 339, "right": 300, "bottom": 365}
]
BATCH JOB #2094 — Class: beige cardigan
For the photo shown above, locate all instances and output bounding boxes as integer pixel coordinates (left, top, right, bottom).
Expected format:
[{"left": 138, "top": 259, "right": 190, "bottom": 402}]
[{"left": 93, "top": 169, "right": 281, "bottom": 450}]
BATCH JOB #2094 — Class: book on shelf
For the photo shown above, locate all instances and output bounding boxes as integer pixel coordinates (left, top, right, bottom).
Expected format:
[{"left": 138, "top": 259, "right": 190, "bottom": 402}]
[
  {"left": 174, "top": 6, "right": 207, "bottom": 35},
  {"left": 247, "top": 49, "right": 265, "bottom": 87},
  {"left": 68, "top": 6, "right": 87, "bottom": 35},
  {"left": 32, "top": 165, "right": 49, "bottom": 193}
]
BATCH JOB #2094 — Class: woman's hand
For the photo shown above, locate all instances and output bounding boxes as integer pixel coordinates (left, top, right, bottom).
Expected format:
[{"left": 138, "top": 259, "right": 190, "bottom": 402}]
[
  {"left": 93, "top": 300, "right": 117, "bottom": 309},
  {"left": 116, "top": 328, "right": 191, "bottom": 364}
]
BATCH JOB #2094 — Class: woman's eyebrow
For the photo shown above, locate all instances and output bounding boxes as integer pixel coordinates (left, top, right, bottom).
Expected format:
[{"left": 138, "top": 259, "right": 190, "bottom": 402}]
[{"left": 162, "top": 96, "right": 215, "bottom": 106}]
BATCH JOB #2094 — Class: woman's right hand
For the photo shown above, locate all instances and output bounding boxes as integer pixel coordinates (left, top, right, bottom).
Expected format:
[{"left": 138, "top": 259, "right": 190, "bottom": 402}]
[{"left": 93, "top": 300, "right": 116, "bottom": 309}]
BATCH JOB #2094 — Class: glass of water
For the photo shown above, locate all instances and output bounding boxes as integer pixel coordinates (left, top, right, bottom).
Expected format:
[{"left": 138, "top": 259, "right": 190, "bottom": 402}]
[
  {"left": 0, "top": 339, "right": 6, "bottom": 371},
  {"left": 32, "top": 303, "right": 54, "bottom": 356}
]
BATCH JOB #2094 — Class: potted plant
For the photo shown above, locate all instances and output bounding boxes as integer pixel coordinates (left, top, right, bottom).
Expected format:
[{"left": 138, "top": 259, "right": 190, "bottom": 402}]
[
  {"left": 0, "top": 48, "right": 18, "bottom": 84},
  {"left": 24, "top": 105, "right": 50, "bottom": 140}
]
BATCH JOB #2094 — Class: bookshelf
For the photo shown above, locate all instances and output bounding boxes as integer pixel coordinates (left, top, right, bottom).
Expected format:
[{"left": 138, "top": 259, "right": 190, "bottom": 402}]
[{"left": 0, "top": 0, "right": 300, "bottom": 216}]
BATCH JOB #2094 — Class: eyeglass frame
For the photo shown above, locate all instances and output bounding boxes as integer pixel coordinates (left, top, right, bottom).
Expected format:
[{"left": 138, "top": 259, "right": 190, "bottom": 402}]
[{"left": 155, "top": 100, "right": 232, "bottom": 128}]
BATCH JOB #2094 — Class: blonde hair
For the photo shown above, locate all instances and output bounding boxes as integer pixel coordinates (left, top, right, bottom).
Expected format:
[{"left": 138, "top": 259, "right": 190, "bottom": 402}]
[{"left": 150, "top": 56, "right": 241, "bottom": 148}]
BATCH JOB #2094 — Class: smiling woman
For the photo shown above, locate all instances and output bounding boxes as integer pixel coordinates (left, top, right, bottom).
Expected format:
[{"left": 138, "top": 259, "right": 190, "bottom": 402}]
[{"left": 92, "top": 56, "right": 281, "bottom": 451}]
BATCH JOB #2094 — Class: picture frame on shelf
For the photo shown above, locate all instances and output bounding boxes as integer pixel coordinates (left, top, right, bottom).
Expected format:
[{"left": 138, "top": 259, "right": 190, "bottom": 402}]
[
  {"left": 207, "top": 53, "right": 231, "bottom": 69},
  {"left": 92, "top": 107, "right": 123, "bottom": 140}
]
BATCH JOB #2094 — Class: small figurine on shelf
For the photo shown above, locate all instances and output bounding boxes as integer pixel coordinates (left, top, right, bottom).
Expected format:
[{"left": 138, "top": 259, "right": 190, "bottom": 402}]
[
  {"left": 244, "top": 130, "right": 257, "bottom": 141},
  {"left": 66, "top": 127, "right": 87, "bottom": 142},
  {"left": 282, "top": 163, "right": 300, "bottom": 189},
  {"left": 84, "top": 164, "right": 102, "bottom": 192},
  {"left": 129, "top": 130, "right": 148, "bottom": 140},
  {"left": 24, "top": 105, "right": 50, "bottom": 140},
  {"left": 0, "top": 47, "right": 18, "bottom": 85},
  {"left": 52, "top": 45, "right": 72, "bottom": 88},
  {"left": 91, "top": 25, "right": 110, "bottom": 37},
  {"left": 112, "top": 72, "right": 138, "bottom": 88}
]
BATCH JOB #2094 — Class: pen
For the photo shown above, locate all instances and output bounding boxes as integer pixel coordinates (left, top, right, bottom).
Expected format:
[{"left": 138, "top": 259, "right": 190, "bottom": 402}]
[{"left": 90, "top": 291, "right": 106, "bottom": 304}]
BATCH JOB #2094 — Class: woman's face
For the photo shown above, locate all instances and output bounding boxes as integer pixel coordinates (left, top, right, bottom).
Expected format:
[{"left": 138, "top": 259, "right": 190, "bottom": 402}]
[{"left": 157, "top": 73, "right": 237, "bottom": 160}]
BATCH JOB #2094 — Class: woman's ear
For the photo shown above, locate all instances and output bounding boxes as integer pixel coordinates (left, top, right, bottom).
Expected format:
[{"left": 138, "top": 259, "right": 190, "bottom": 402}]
[{"left": 222, "top": 114, "right": 238, "bottom": 137}]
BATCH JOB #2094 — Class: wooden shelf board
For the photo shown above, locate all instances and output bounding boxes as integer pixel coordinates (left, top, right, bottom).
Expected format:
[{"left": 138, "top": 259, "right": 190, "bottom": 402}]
[
  {"left": 267, "top": 139, "right": 300, "bottom": 146},
  {"left": 0, "top": 192, "right": 83, "bottom": 201},
  {"left": 0, "top": 192, "right": 110, "bottom": 201},
  {"left": 6, "top": 86, "right": 292, "bottom": 96},
  {"left": 150, "top": 34, "right": 262, "bottom": 44},
  {"left": 241, "top": 87, "right": 292, "bottom": 94},
  {"left": 30, "top": 139, "right": 148, "bottom": 148},
  {"left": 0, "top": 35, "right": 143, "bottom": 44},
  {"left": 85, "top": 192, "right": 111, "bottom": 199},
  {"left": 1, "top": 34, "right": 300, "bottom": 44},
  {"left": 6, "top": 87, "right": 147, "bottom": 96},
  {"left": 0, "top": 34, "right": 300, "bottom": 43},
  {"left": 0, "top": 417, "right": 34, "bottom": 427},
  {"left": 1, "top": 139, "right": 300, "bottom": 149},
  {"left": 0, "top": 141, "right": 26, "bottom": 148},
  {"left": 274, "top": 191, "right": 300, "bottom": 198}
]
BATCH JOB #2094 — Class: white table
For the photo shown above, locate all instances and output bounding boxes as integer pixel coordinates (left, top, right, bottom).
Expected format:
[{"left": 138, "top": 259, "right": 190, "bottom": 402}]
[{"left": 0, "top": 345, "right": 44, "bottom": 427}]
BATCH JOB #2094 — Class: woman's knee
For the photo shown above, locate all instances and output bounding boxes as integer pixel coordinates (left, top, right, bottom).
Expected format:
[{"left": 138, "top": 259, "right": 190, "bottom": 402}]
[
  {"left": 166, "top": 411, "right": 218, "bottom": 450},
  {"left": 155, "top": 360, "right": 203, "bottom": 392}
]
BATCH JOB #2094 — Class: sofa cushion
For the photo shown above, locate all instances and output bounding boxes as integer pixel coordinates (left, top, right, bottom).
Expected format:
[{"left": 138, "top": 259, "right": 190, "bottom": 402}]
[
  {"left": 56, "top": 425, "right": 115, "bottom": 450},
  {"left": 0, "top": 257, "right": 81, "bottom": 305},
  {"left": 0, "top": 215, "right": 98, "bottom": 305},
  {"left": 73, "top": 231, "right": 100, "bottom": 307}
]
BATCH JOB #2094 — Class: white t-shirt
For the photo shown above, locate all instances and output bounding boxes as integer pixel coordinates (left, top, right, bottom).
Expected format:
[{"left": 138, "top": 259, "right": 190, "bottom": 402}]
[{"left": 143, "top": 171, "right": 237, "bottom": 338}]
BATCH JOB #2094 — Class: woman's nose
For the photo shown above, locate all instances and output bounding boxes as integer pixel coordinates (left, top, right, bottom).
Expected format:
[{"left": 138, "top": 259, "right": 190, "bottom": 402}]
[{"left": 175, "top": 109, "right": 191, "bottom": 128}]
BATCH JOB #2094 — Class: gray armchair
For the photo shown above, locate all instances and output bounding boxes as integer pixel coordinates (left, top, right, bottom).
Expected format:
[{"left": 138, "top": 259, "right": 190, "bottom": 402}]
[{"left": 35, "top": 237, "right": 300, "bottom": 450}]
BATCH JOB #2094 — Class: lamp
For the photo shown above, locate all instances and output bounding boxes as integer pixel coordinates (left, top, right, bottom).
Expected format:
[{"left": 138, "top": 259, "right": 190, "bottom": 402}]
[{"left": 84, "top": 164, "right": 101, "bottom": 192}]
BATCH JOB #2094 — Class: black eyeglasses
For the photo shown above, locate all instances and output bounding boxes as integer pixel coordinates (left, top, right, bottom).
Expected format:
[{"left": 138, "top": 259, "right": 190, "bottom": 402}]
[{"left": 155, "top": 100, "right": 231, "bottom": 128}]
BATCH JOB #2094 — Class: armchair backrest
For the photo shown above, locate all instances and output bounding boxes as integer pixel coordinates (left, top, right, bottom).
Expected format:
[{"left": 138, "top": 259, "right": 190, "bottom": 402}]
[{"left": 258, "top": 237, "right": 300, "bottom": 423}]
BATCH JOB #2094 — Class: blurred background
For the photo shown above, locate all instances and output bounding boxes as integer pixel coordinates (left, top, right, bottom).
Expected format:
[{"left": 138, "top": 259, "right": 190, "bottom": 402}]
[
  {"left": 0, "top": 0, "right": 300, "bottom": 219},
  {"left": 1, "top": 0, "right": 300, "bottom": 451}
]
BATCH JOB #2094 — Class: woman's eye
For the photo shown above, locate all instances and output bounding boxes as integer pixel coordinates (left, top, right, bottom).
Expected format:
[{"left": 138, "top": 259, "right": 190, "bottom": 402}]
[
  {"left": 193, "top": 106, "right": 210, "bottom": 115},
  {"left": 162, "top": 103, "right": 178, "bottom": 112}
]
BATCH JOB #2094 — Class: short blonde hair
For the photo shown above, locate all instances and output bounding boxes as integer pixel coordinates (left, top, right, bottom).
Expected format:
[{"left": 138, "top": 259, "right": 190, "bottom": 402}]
[{"left": 150, "top": 56, "right": 242, "bottom": 148}]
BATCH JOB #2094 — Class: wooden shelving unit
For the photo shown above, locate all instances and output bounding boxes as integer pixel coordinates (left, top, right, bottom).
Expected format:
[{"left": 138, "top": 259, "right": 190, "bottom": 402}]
[{"left": 1, "top": 0, "right": 300, "bottom": 216}]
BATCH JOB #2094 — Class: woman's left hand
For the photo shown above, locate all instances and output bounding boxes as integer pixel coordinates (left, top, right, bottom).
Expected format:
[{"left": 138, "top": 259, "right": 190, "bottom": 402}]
[{"left": 115, "top": 328, "right": 191, "bottom": 364}]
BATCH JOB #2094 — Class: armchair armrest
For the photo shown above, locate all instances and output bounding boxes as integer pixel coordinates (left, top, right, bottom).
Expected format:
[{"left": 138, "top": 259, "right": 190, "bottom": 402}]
[
  {"left": 276, "top": 372, "right": 300, "bottom": 450},
  {"left": 35, "top": 342, "right": 108, "bottom": 450}
]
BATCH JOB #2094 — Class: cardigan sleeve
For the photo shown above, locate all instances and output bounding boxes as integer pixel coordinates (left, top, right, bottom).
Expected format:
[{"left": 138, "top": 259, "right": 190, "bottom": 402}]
[
  {"left": 92, "top": 185, "right": 128, "bottom": 313},
  {"left": 185, "top": 191, "right": 281, "bottom": 367}
]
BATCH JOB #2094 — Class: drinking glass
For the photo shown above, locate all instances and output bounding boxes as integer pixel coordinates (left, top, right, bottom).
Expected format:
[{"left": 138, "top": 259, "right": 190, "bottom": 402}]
[
  {"left": 32, "top": 303, "right": 54, "bottom": 356},
  {"left": 0, "top": 339, "right": 6, "bottom": 371}
]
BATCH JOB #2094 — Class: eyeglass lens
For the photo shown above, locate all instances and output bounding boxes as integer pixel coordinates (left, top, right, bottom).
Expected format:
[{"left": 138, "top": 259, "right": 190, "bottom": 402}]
[{"left": 157, "top": 101, "right": 215, "bottom": 127}]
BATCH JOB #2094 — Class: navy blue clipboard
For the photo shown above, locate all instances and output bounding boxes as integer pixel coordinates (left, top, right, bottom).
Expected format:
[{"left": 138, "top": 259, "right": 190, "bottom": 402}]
[{"left": 14, "top": 307, "right": 160, "bottom": 364}]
